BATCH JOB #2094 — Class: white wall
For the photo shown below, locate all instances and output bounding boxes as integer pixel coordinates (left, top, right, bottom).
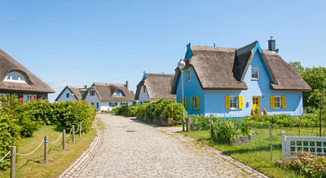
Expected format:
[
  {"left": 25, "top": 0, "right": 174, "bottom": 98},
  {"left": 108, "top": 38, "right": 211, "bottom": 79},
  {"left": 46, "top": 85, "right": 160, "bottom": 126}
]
[
  {"left": 138, "top": 86, "right": 151, "bottom": 104},
  {"left": 84, "top": 92, "right": 101, "bottom": 111},
  {"left": 56, "top": 88, "right": 77, "bottom": 102}
]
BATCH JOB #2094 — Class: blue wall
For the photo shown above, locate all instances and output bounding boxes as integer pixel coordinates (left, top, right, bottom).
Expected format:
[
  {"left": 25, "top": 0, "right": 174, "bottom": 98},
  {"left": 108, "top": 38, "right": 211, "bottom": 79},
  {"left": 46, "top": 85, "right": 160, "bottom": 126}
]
[
  {"left": 176, "top": 66, "right": 205, "bottom": 115},
  {"left": 204, "top": 51, "right": 303, "bottom": 117}
]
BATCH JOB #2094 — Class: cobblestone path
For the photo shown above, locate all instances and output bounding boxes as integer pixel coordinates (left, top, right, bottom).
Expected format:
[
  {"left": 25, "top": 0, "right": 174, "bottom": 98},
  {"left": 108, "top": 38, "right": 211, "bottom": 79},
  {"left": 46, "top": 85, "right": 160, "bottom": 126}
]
[{"left": 78, "top": 114, "right": 266, "bottom": 177}]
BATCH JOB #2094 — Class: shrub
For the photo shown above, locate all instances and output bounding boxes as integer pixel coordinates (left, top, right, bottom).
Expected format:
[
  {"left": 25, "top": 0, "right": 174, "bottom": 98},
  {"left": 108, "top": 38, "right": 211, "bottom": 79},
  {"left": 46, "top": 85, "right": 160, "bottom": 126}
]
[
  {"left": 162, "top": 102, "right": 187, "bottom": 122},
  {"left": 190, "top": 115, "right": 210, "bottom": 131},
  {"left": 137, "top": 103, "right": 150, "bottom": 117},
  {"left": 278, "top": 152, "right": 326, "bottom": 177},
  {"left": 211, "top": 118, "right": 251, "bottom": 145},
  {"left": 0, "top": 114, "right": 21, "bottom": 170},
  {"left": 243, "top": 114, "right": 320, "bottom": 128}
]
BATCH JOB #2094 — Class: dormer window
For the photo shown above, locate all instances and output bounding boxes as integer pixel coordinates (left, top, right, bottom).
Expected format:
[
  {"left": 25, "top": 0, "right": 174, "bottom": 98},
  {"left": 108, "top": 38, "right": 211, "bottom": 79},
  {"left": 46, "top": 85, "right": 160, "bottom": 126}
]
[
  {"left": 4, "top": 71, "right": 26, "bottom": 83},
  {"left": 90, "top": 91, "right": 95, "bottom": 96},
  {"left": 113, "top": 90, "right": 124, "bottom": 97},
  {"left": 251, "top": 67, "right": 259, "bottom": 80}
]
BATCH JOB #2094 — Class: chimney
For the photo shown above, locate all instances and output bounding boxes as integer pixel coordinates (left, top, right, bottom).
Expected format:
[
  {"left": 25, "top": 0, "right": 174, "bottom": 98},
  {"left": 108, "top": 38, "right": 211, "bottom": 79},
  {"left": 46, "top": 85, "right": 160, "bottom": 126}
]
[
  {"left": 125, "top": 81, "right": 128, "bottom": 89},
  {"left": 84, "top": 85, "right": 87, "bottom": 89},
  {"left": 268, "top": 36, "right": 276, "bottom": 51}
]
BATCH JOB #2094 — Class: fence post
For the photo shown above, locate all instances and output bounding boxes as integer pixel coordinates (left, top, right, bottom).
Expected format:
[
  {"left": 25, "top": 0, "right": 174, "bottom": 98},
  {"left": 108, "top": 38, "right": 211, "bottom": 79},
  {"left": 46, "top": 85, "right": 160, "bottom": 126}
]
[
  {"left": 79, "top": 123, "right": 82, "bottom": 138},
  {"left": 44, "top": 135, "right": 48, "bottom": 164},
  {"left": 72, "top": 126, "right": 75, "bottom": 144},
  {"left": 186, "top": 117, "right": 191, "bottom": 132},
  {"left": 10, "top": 146, "right": 16, "bottom": 178},
  {"left": 282, "top": 131, "right": 286, "bottom": 159},
  {"left": 62, "top": 129, "right": 66, "bottom": 152},
  {"left": 270, "top": 124, "right": 273, "bottom": 162}
]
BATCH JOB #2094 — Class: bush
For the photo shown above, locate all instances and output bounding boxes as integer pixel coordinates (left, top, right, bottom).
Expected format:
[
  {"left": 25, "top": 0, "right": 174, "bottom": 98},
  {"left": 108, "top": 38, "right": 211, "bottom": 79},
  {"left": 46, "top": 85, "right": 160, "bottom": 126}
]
[
  {"left": 190, "top": 115, "right": 210, "bottom": 131},
  {"left": 278, "top": 152, "right": 326, "bottom": 177},
  {"left": 137, "top": 103, "right": 150, "bottom": 117},
  {"left": 162, "top": 102, "right": 187, "bottom": 122},
  {"left": 113, "top": 104, "right": 139, "bottom": 117},
  {"left": 211, "top": 118, "right": 251, "bottom": 145},
  {"left": 0, "top": 114, "right": 21, "bottom": 170},
  {"left": 243, "top": 114, "right": 320, "bottom": 128}
]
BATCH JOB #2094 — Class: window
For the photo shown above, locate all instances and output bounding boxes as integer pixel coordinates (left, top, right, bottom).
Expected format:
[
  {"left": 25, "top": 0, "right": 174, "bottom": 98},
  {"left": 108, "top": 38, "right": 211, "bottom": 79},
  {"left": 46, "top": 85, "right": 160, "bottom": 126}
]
[
  {"left": 1, "top": 94, "right": 10, "bottom": 102},
  {"left": 66, "top": 93, "right": 70, "bottom": 98},
  {"left": 251, "top": 67, "right": 259, "bottom": 79},
  {"left": 143, "top": 87, "right": 146, "bottom": 93},
  {"left": 91, "top": 102, "right": 94, "bottom": 106},
  {"left": 4, "top": 71, "right": 27, "bottom": 83},
  {"left": 274, "top": 96, "right": 281, "bottom": 109},
  {"left": 110, "top": 102, "right": 115, "bottom": 107},
  {"left": 90, "top": 91, "right": 95, "bottom": 96},
  {"left": 27, "top": 95, "right": 36, "bottom": 102},
  {"left": 96, "top": 102, "right": 99, "bottom": 109},
  {"left": 230, "top": 96, "right": 239, "bottom": 109},
  {"left": 113, "top": 90, "right": 124, "bottom": 96},
  {"left": 187, "top": 69, "right": 191, "bottom": 82}
]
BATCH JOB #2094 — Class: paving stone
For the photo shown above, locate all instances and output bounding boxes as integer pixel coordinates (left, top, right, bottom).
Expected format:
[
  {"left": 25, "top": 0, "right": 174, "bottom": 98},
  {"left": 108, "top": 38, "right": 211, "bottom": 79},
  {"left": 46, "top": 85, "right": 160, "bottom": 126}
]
[{"left": 63, "top": 114, "right": 267, "bottom": 178}]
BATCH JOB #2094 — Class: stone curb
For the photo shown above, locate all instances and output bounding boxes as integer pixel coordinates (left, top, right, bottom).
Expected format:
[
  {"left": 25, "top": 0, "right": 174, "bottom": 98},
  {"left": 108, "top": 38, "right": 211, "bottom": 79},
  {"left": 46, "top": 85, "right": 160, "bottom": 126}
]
[{"left": 59, "top": 125, "right": 104, "bottom": 178}]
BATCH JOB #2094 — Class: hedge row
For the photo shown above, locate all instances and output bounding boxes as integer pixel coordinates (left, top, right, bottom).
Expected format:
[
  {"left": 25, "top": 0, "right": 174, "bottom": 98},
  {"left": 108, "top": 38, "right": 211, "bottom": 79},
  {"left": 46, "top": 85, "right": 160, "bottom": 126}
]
[
  {"left": 0, "top": 96, "right": 96, "bottom": 170},
  {"left": 113, "top": 99, "right": 187, "bottom": 124}
]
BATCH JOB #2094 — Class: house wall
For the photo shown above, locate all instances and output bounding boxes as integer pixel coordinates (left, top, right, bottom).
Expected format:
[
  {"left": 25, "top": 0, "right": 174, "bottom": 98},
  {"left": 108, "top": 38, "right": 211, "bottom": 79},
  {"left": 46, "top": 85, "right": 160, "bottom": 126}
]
[
  {"left": 84, "top": 92, "right": 101, "bottom": 111},
  {"left": 0, "top": 91, "right": 48, "bottom": 101},
  {"left": 204, "top": 51, "right": 303, "bottom": 118},
  {"left": 56, "top": 88, "right": 77, "bottom": 102},
  {"left": 138, "top": 86, "right": 151, "bottom": 104},
  {"left": 176, "top": 66, "right": 205, "bottom": 115}
]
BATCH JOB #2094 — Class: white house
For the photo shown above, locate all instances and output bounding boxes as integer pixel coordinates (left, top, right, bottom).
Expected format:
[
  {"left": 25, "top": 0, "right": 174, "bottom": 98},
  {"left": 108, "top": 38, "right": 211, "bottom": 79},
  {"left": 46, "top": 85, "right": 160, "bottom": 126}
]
[
  {"left": 56, "top": 82, "right": 134, "bottom": 111},
  {"left": 84, "top": 82, "right": 134, "bottom": 111},
  {"left": 55, "top": 85, "right": 87, "bottom": 102},
  {"left": 135, "top": 73, "right": 176, "bottom": 104}
]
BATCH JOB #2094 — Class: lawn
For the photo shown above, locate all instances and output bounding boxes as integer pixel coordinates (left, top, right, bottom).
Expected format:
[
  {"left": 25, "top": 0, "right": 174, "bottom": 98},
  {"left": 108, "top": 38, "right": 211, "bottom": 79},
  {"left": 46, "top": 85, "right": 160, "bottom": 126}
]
[
  {"left": 181, "top": 127, "right": 323, "bottom": 178},
  {"left": 0, "top": 122, "right": 99, "bottom": 178}
]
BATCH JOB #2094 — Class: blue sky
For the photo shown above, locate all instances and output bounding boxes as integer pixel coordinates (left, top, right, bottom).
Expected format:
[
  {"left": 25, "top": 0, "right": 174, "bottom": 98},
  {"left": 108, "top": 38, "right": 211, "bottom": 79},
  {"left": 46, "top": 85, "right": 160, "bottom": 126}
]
[{"left": 0, "top": 1, "right": 325, "bottom": 102}]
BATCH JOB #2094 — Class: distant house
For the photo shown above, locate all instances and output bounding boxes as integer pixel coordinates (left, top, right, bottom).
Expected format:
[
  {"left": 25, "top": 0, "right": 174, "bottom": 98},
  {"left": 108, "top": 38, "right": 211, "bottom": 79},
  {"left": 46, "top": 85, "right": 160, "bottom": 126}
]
[
  {"left": 0, "top": 49, "right": 54, "bottom": 102},
  {"left": 172, "top": 40, "right": 311, "bottom": 118},
  {"left": 135, "top": 73, "right": 176, "bottom": 104},
  {"left": 84, "top": 82, "right": 134, "bottom": 111},
  {"left": 55, "top": 85, "right": 87, "bottom": 102}
]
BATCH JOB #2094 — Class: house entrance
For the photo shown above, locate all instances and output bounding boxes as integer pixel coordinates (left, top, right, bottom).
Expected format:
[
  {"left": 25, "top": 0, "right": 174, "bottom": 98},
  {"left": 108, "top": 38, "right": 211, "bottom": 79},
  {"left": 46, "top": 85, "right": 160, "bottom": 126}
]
[{"left": 252, "top": 96, "right": 261, "bottom": 115}]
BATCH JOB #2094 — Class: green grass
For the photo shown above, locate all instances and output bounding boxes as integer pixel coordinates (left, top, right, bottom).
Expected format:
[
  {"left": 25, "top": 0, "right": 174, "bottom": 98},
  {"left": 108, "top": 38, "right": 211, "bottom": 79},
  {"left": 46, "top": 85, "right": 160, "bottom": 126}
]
[
  {"left": 181, "top": 127, "right": 323, "bottom": 178},
  {"left": 0, "top": 123, "right": 98, "bottom": 178}
]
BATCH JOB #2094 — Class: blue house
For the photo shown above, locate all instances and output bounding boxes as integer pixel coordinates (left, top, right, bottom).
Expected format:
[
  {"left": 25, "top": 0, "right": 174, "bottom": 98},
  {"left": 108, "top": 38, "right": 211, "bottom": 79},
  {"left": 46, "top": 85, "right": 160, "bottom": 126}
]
[{"left": 172, "top": 40, "right": 311, "bottom": 118}]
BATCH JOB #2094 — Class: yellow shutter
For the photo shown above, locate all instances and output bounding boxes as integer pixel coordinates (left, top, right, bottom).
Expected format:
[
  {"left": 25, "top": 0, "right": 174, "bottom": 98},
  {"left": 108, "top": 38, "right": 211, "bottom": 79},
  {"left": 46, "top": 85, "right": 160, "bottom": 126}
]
[
  {"left": 225, "top": 96, "right": 230, "bottom": 110},
  {"left": 190, "top": 97, "right": 193, "bottom": 110},
  {"left": 239, "top": 96, "right": 243, "bottom": 109},
  {"left": 184, "top": 98, "right": 187, "bottom": 109},
  {"left": 270, "top": 96, "right": 275, "bottom": 109},
  {"left": 282, "top": 96, "right": 286, "bottom": 109},
  {"left": 196, "top": 96, "right": 200, "bottom": 110},
  {"left": 179, "top": 98, "right": 182, "bottom": 103}
]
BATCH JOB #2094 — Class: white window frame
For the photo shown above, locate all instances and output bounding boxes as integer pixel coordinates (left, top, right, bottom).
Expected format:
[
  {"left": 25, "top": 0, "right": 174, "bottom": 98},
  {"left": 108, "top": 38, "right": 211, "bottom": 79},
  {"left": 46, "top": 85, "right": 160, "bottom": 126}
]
[
  {"left": 187, "top": 69, "right": 191, "bottom": 82},
  {"left": 90, "top": 91, "right": 95, "bottom": 96},
  {"left": 251, "top": 67, "right": 259, "bottom": 80},
  {"left": 230, "top": 96, "right": 239, "bottom": 110},
  {"left": 193, "top": 97, "right": 198, "bottom": 110},
  {"left": 274, "top": 96, "right": 281, "bottom": 109}
]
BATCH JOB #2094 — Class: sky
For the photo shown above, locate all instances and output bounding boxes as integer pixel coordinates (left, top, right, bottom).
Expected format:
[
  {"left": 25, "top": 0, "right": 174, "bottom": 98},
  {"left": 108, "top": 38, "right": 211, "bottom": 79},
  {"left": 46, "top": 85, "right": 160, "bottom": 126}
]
[{"left": 0, "top": 1, "right": 325, "bottom": 102}]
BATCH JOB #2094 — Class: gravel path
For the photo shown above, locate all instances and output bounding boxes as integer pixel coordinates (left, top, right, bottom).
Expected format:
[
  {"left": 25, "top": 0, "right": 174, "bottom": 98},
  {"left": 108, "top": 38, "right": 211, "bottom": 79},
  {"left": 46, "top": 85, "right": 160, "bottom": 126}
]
[{"left": 78, "top": 114, "right": 266, "bottom": 177}]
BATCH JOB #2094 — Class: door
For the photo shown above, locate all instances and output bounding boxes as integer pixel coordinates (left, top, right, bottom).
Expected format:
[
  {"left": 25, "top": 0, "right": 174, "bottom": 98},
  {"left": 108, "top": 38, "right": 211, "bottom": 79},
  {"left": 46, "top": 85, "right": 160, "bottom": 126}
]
[{"left": 252, "top": 96, "right": 261, "bottom": 115}]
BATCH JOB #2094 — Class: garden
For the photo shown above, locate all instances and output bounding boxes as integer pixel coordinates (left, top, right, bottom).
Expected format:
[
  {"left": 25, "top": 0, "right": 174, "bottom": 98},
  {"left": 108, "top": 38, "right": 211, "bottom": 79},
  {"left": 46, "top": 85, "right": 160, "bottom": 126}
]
[
  {"left": 0, "top": 95, "right": 97, "bottom": 177},
  {"left": 183, "top": 114, "right": 326, "bottom": 178}
]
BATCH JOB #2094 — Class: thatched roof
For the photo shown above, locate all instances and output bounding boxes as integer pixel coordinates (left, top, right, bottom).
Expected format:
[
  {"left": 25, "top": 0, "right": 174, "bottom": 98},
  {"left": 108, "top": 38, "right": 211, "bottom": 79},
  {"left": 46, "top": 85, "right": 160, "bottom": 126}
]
[
  {"left": 172, "top": 41, "right": 311, "bottom": 92},
  {"left": 135, "top": 73, "right": 176, "bottom": 100},
  {"left": 87, "top": 82, "right": 134, "bottom": 102},
  {"left": 0, "top": 49, "right": 54, "bottom": 93},
  {"left": 55, "top": 86, "right": 87, "bottom": 101}
]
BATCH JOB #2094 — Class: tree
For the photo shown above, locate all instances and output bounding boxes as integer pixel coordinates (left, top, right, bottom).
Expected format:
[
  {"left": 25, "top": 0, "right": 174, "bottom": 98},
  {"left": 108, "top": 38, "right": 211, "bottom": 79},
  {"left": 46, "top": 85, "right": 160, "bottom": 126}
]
[{"left": 290, "top": 61, "right": 305, "bottom": 73}]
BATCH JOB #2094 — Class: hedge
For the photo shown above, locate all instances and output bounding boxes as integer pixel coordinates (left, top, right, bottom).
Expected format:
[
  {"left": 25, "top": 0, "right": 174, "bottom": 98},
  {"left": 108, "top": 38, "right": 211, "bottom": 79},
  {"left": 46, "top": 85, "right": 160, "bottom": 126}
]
[{"left": 0, "top": 96, "right": 96, "bottom": 170}]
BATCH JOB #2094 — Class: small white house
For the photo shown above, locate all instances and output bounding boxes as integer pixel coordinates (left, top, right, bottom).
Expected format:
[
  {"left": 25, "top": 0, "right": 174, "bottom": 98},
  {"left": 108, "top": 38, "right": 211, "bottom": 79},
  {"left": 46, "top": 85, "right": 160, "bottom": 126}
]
[
  {"left": 135, "top": 73, "right": 176, "bottom": 104},
  {"left": 55, "top": 85, "right": 87, "bottom": 102},
  {"left": 56, "top": 82, "right": 134, "bottom": 111},
  {"left": 84, "top": 82, "right": 134, "bottom": 111}
]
